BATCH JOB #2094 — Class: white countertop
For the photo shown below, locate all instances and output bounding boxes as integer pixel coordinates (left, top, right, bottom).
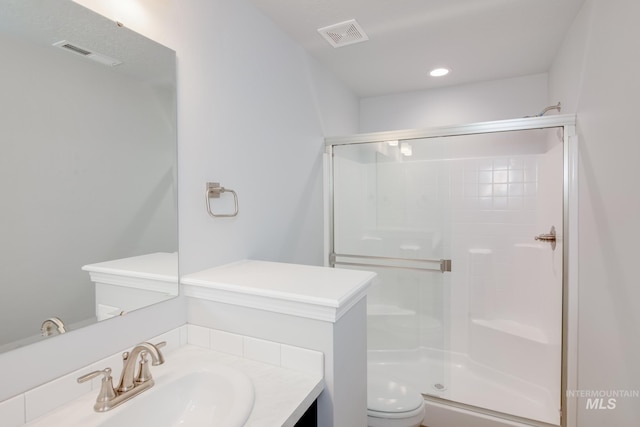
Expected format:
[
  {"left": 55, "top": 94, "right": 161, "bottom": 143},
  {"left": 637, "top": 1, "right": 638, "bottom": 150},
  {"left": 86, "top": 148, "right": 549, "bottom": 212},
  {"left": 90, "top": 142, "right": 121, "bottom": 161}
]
[
  {"left": 82, "top": 252, "right": 178, "bottom": 282},
  {"left": 82, "top": 252, "right": 178, "bottom": 294},
  {"left": 181, "top": 260, "right": 376, "bottom": 322}
]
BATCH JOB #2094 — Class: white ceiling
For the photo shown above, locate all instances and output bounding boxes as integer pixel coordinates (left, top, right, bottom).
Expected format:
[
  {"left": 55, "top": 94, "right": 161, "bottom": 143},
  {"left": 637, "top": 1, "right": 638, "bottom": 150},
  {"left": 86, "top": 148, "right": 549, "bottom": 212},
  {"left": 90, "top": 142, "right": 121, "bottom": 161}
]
[{"left": 247, "top": 0, "right": 585, "bottom": 97}]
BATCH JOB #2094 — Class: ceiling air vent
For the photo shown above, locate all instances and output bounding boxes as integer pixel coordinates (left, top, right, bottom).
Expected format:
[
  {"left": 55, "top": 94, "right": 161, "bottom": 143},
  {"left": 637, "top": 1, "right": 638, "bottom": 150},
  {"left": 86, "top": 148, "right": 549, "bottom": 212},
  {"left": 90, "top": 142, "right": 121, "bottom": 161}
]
[
  {"left": 317, "top": 19, "right": 369, "bottom": 48},
  {"left": 52, "top": 40, "right": 122, "bottom": 66}
]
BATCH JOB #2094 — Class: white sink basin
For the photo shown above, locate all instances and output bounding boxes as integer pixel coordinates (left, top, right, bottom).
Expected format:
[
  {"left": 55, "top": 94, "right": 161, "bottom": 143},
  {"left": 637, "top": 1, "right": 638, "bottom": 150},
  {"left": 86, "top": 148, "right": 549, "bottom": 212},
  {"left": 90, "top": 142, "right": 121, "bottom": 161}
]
[
  {"left": 98, "top": 368, "right": 254, "bottom": 427},
  {"left": 26, "top": 346, "right": 255, "bottom": 427}
]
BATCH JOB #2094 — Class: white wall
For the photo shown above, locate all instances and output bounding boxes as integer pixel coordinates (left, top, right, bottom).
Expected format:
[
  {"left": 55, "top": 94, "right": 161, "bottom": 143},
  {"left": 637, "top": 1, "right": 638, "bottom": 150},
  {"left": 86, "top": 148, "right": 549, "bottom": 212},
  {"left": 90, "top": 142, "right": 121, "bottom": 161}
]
[
  {"left": 132, "top": 0, "right": 359, "bottom": 275},
  {"left": 359, "top": 73, "right": 549, "bottom": 133},
  {"left": 549, "top": 0, "right": 640, "bottom": 425}
]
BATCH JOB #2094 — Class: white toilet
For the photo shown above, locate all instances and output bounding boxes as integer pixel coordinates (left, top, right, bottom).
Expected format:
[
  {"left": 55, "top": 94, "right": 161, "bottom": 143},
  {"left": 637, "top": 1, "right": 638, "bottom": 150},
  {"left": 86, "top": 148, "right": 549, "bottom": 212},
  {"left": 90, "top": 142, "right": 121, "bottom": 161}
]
[{"left": 367, "top": 377, "right": 426, "bottom": 427}]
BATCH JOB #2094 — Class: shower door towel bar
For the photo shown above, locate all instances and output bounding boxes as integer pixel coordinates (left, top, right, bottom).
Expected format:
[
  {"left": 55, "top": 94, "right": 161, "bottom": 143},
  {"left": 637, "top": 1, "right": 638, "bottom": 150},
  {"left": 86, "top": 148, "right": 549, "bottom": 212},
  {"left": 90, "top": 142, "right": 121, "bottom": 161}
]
[
  {"left": 205, "top": 182, "right": 239, "bottom": 218},
  {"left": 331, "top": 253, "right": 451, "bottom": 273}
]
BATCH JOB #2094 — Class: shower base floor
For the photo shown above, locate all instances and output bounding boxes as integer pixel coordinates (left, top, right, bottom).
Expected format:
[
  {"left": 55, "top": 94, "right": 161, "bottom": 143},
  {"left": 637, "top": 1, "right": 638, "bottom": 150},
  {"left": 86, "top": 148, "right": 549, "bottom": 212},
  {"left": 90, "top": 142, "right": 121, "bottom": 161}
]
[{"left": 368, "top": 348, "right": 559, "bottom": 425}]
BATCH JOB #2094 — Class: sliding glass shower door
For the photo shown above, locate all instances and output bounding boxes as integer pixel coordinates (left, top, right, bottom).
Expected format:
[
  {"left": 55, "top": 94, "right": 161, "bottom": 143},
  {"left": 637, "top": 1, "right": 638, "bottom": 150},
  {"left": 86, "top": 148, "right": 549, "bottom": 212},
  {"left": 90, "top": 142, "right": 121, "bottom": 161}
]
[{"left": 330, "top": 126, "right": 564, "bottom": 425}]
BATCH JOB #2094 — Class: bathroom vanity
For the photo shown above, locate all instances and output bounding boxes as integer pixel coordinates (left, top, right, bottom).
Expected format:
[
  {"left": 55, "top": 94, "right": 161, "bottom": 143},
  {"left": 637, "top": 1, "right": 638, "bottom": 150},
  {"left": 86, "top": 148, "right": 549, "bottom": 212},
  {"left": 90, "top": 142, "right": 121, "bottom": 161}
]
[
  {"left": 3, "top": 261, "right": 374, "bottom": 427},
  {"left": 19, "top": 330, "right": 323, "bottom": 427}
]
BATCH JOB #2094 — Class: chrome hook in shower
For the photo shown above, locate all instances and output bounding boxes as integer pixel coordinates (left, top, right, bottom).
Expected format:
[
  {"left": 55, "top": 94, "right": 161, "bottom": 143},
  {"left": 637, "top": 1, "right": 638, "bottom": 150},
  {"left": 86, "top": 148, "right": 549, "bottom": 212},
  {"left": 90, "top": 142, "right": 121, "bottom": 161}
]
[{"left": 205, "top": 182, "right": 239, "bottom": 218}]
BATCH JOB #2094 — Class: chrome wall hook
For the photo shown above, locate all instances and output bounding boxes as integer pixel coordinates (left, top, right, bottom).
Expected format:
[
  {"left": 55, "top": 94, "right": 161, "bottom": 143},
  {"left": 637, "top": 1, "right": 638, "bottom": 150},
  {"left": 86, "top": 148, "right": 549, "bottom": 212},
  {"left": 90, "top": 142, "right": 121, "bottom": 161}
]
[{"left": 205, "top": 182, "right": 239, "bottom": 218}]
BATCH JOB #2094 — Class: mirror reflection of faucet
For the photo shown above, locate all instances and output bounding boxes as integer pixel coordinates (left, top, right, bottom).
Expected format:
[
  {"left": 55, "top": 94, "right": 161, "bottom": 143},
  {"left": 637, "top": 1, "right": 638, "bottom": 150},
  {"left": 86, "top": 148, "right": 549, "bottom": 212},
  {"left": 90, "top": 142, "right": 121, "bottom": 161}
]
[
  {"left": 77, "top": 341, "right": 166, "bottom": 412},
  {"left": 40, "top": 317, "right": 66, "bottom": 336}
]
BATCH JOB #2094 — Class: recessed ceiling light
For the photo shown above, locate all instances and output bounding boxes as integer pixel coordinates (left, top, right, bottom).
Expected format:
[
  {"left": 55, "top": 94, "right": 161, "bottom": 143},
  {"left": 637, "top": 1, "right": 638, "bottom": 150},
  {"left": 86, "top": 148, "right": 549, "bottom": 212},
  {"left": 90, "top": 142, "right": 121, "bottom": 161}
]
[{"left": 430, "top": 68, "right": 450, "bottom": 77}]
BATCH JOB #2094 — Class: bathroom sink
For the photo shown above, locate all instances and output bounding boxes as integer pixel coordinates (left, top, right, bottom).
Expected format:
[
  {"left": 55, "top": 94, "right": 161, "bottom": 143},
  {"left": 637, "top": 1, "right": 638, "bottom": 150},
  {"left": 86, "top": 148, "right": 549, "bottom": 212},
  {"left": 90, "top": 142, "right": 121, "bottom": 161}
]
[
  {"left": 26, "top": 346, "right": 255, "bottom": 427},
  {"left": 98, "top": 367, "right": 254, "bottom": 427}
]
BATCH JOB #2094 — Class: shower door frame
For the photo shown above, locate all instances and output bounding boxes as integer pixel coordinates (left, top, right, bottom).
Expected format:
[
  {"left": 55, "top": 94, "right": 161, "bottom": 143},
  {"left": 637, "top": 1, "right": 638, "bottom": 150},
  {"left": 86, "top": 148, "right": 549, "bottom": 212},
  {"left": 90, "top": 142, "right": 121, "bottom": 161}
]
[{"left": 325, "top": 114, "right": 578, "bottom": 427}]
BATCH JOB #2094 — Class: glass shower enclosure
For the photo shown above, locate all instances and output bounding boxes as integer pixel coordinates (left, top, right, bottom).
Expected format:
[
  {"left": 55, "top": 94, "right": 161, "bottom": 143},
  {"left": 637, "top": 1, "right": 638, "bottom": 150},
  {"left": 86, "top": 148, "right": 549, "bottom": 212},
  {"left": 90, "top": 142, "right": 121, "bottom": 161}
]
[{"left": 326, "top": 116, "right": 576, "bottom": 426}]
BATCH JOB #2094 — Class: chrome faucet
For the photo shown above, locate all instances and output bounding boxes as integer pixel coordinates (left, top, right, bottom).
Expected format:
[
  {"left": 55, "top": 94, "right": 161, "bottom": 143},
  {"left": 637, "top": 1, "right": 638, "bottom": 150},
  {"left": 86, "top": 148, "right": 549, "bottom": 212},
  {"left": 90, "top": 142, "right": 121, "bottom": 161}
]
[
  {"left": 41, "top": 317, "right": 66, "bottom": 336},
  {"left": 78, "top": 341, "right": 165, "bottom": 412}
]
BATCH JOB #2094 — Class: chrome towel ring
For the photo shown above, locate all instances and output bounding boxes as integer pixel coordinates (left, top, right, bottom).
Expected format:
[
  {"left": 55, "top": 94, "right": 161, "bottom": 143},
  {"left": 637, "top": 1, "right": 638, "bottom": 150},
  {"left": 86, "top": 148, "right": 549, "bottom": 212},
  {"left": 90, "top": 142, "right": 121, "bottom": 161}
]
[{"left": 205, "top": 182, "right": 239, "bottom": 218}]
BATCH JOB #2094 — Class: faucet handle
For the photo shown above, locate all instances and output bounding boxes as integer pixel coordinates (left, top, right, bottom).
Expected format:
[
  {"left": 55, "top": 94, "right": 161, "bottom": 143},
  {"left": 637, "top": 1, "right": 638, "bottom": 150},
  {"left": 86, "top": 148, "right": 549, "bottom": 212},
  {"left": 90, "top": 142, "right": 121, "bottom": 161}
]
[
  {"left": 135, "top": 342, "right": 167, "bottom": 384},
  {"left": 78, "top": 368, "right": 117, "bottom": 411},
  {"left": 78, "top": 367, "right": 112, "bottom": 384},
  {"left": 135, "top": 351, "right": 153, "bottom": 384}
]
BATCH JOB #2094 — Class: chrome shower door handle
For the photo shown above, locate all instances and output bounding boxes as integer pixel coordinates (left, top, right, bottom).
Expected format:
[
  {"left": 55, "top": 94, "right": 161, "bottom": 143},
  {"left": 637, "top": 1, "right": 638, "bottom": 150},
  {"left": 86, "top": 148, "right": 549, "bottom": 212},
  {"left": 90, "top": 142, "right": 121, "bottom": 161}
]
[
  {"left": 535, "top": 226, "right": 557, "bottom": 250},
  {"left": 535, "top": 234, "right": 556, "bottom": 241}
]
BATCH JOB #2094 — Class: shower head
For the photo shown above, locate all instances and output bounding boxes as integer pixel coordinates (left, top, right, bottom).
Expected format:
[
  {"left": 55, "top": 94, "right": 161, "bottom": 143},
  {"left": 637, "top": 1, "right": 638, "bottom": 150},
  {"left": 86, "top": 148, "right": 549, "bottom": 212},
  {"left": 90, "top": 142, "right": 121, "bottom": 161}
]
[{"left": 526, "top": 102, "right": 562, "bottom": 118}]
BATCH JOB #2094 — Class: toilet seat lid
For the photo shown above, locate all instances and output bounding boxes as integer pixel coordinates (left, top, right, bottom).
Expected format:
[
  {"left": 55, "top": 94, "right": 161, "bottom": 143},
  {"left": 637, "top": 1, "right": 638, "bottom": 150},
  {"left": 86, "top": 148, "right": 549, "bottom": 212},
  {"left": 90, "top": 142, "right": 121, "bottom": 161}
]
[{"left": 367, "top": 378, "right": 424, "bottom": 413}]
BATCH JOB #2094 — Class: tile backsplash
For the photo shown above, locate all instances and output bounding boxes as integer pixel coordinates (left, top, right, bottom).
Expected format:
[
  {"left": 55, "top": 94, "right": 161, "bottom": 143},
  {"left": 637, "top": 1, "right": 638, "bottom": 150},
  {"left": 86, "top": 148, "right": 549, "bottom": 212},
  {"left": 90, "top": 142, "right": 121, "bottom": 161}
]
[{"left": 186, "top": 324, "right": 324, "bottom": 377}]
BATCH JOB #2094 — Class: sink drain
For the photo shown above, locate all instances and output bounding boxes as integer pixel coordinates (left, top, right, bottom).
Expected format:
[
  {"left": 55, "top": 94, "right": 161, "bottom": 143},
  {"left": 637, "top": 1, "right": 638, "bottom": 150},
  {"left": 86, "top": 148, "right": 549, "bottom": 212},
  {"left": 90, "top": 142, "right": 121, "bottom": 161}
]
[{"left": 432, "top": 383, "right": 447, "bottom": 392}]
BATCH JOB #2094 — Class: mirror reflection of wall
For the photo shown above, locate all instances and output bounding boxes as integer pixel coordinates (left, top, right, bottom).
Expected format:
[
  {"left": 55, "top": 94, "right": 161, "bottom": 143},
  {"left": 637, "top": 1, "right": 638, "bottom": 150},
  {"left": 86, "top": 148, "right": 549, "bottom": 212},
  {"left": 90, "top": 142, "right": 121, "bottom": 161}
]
[{"left": 0, "top": 0, "right": 178, "bottom": 352}]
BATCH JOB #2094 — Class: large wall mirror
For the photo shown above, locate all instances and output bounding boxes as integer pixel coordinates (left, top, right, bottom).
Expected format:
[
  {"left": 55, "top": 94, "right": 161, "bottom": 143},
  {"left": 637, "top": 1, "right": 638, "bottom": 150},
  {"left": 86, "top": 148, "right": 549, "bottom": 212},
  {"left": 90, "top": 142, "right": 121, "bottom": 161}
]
[{"left": 0, "top": 0, "right": 178, "bottom": 353}]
